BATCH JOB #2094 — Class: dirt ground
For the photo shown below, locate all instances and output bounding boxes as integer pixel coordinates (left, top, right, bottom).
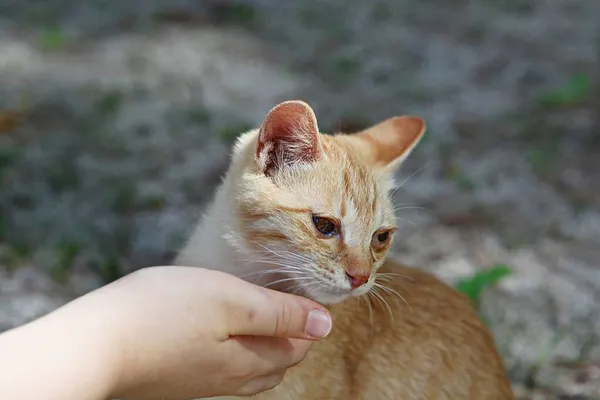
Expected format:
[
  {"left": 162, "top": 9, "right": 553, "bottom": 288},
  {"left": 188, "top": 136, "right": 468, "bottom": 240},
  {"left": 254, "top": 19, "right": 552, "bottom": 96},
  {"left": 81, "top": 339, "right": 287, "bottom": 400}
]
[{"left": 1, "top": 1, "right": 599, "bottom": 398}]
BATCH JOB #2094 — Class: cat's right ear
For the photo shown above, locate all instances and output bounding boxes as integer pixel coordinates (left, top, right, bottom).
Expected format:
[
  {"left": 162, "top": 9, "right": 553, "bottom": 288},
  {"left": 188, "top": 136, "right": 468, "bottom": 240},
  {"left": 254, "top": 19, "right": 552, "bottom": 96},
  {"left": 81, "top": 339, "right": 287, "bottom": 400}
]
[
  {"left": 256, "top": 101, "right": 322, "bottom": 176},
  {"left": 352, "top": 116, "right": 426, "bottom": 173}
]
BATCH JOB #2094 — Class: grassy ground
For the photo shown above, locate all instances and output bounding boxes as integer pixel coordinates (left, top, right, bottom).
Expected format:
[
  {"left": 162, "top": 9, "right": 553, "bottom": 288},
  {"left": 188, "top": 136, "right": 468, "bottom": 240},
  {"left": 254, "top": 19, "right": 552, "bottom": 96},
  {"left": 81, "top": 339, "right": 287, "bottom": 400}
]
[{"left": 1, "top": 1, "right": 599, "bottom": 398}]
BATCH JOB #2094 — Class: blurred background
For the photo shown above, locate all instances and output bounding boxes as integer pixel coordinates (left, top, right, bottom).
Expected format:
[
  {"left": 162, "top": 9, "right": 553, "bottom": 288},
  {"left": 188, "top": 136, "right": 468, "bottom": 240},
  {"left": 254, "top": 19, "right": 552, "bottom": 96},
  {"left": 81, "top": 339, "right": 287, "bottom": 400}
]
[{"left": 0, "top": 0, "right": 599, "bottom": 398}]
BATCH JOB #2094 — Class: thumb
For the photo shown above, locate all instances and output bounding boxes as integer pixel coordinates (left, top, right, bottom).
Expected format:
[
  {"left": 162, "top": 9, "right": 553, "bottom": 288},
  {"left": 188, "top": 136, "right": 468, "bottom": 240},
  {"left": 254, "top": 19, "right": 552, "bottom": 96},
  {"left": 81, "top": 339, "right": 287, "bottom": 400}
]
[{"left": 226, "top": 286, "right": 332, "bottom": 340}]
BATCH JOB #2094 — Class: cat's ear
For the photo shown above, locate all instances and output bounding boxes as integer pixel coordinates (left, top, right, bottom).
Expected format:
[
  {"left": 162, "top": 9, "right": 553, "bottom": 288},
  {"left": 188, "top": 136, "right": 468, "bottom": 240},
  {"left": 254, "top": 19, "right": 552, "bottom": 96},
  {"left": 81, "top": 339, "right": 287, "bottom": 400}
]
[
  {"left": 353, "top": 116, "right": 425, "bottom": 172},
  {"left": 256, "top": 100, "right": 322, "bottom": 176}
]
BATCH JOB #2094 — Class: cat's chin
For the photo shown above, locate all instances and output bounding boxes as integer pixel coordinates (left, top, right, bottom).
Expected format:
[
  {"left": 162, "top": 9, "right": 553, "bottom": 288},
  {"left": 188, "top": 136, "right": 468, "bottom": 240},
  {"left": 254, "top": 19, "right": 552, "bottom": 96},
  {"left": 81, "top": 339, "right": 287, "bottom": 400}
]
[
  {"left": 299, "top": 285, "right": 362, "bottom": 305},
  {"left": 263, "top": 275, "right": 370, "bottom": 305},
  {"left": 307, "top": 291, "right": 351, "bottom": 305}
]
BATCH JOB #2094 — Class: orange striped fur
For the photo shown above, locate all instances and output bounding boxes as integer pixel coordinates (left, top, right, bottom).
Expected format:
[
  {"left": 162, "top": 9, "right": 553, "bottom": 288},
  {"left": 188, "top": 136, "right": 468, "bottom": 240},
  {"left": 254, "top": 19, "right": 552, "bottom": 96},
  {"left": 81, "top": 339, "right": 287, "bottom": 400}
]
[{"left": 176, "top": 101, "right": 513, "bottom": 399}]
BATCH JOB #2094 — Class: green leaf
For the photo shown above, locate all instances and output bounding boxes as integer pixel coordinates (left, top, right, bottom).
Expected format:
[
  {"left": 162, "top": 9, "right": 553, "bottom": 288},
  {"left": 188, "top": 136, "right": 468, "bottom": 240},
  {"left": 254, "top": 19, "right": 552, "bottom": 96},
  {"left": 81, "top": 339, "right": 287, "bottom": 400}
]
[{"left": 455, "top": 264, "right": 512, "bottom": 305}]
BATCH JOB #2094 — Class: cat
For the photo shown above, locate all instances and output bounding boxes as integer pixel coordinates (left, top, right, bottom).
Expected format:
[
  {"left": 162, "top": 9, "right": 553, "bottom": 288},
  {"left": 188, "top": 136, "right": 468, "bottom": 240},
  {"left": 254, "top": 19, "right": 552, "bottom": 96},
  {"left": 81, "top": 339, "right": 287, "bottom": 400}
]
[{"left": 176, "top": 100, "right": 514, "bottom": 399}]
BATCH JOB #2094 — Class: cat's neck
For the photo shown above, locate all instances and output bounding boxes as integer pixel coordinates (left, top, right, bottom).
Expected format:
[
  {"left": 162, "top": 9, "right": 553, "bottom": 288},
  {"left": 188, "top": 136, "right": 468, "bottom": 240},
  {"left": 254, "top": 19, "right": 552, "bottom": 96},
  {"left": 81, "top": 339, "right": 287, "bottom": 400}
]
[{"left": 175, "top": 130, "right": 261, "bottom": 279}]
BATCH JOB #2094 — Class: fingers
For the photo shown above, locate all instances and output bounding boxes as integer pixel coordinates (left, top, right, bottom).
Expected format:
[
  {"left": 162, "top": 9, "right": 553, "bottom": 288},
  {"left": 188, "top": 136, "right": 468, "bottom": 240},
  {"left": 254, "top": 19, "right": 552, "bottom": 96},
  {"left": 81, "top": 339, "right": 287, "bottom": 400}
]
[
  {"left": 223, "top": 336, "right": 311, "bottom": 395},
  {"left": 225, "top": 285, "right": 332, "bottom": 340},
  {"left": 230, "top": 336, "right": 313, "bottom": 370},
  {"left": 237, "top": 373, "right": 286, "bottom": 397}
]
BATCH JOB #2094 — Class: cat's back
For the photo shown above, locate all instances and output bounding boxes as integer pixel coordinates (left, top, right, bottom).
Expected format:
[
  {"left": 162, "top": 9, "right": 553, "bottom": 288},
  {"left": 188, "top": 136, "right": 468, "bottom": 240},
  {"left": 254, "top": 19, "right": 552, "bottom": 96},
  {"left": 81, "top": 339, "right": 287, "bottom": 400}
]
[{"left": 236, "top": 261, "right": 513, "bottom": 400}]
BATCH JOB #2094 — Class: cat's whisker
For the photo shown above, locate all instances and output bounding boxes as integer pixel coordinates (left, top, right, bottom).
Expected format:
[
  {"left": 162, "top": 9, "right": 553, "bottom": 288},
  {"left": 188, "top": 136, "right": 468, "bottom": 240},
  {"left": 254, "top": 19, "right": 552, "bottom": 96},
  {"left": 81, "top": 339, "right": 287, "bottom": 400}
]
[
  {"left": 366, "top": 289, "right": 384, "bottom": 314},
  {"left": 277, "top": 251, "right": 314, "bottom": 264},
  {"left": 370, "top": 288, "right": 394, "bottom": 324},
  {"left": 389, "top": 162, "right": 434, "bottom": 198},
  {"left": 373, "top": 282, "right": 412, "bottom": 313},
  {"left": 234, "top": 256, "right": 310, "bottom": 271},
  {"left": 242, "top": 259, "right": 307, "bottom": 270},
  {"left": 251, "top": 241, "right": 289, "bottom": 259},
  {"left": 263, "top": 276, "right": 315, "bottom": 289},
  {"left": 239, "top": 268, "right": 306, "bottom": 280},
  {"left": 246, "top": 243, "right": 317, "bottom": 269},
  {"left": 239, "top": 239, "right": 295, "bottom": 262},
  {"left": 251, "top": 248, "right": 315, "bottom": 266},
  {"left": 287, "top": 280, "right": 322, "bottom": 295},
  {"left": 392, "top": 202, "right": 416, "bottom": 207},
  {"left": 365, "top": 290, "right": 386, "bottom": 326},
  {"left": 376, "top": 272, "right": 416, "bottom": 283},
  {"left": 394, "top": 215, "right": 420, "bottom": 231},
  {"left": 393, "top": 206, "right": 431, "bottom": 214},
  {"left": 250, "top": 257, "right": 313, "bottom": 270},
  {"left": 240, "top": 268, "right": 298, "bottom": 277},
  {"left": 360, "top": 294, "right": 375, "bottom": 339}
]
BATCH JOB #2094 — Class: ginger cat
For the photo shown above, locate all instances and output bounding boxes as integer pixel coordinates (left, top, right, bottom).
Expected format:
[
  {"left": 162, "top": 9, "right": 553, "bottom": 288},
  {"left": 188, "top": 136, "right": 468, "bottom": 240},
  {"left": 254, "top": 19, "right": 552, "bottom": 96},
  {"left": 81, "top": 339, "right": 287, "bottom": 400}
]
[{"left": 176, "top": 101, "right": 514, "bottom": 399}]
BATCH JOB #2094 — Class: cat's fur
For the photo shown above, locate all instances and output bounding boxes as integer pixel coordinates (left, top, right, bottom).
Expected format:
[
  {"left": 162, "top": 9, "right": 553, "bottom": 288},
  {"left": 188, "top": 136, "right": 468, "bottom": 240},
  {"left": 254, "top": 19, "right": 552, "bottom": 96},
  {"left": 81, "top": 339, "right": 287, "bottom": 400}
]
[{"left": 176, "top": 101, "right": 514, "bottom": 399}]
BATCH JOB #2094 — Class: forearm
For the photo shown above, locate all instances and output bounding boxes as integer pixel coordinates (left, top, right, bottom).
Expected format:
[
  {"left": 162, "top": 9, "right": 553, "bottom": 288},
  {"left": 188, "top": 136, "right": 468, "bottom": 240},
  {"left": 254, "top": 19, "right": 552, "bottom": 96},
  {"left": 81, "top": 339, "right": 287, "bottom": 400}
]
[{"left": 0, "top": 293, "right": 120, "bottom": 400}]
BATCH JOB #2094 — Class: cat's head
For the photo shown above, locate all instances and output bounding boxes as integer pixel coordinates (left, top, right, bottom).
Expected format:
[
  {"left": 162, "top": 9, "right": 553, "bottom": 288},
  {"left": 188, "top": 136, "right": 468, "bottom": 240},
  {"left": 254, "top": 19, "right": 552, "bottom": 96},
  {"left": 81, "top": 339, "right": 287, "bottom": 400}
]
[{"left": 234, "top": 101, "right": 425, "bottom": 304}]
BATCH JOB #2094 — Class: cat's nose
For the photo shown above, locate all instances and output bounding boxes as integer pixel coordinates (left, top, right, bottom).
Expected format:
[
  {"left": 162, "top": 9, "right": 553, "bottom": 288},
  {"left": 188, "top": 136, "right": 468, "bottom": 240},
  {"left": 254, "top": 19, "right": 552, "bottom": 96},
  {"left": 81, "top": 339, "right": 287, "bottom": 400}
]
[{"left": 346, "top": 272, "right": 369, "bottom": 290}]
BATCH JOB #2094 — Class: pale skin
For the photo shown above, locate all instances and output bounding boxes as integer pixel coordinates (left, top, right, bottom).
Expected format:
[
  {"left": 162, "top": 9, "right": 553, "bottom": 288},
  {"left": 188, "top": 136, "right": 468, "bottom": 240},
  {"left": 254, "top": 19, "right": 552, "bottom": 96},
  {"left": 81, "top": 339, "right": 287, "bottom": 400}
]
[{"left": 0, "top": 266, "right": 333, "bottom": 400}]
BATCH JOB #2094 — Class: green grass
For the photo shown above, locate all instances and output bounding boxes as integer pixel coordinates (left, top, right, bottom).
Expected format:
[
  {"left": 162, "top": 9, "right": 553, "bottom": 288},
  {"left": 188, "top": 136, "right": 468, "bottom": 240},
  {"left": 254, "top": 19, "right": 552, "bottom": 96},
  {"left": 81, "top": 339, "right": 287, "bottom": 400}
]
[
  {"left": 50, "top": 240, "right": 82, "bottom": 284},
  {"left": 0, "top": 146, "right": 24, "bottom": 170},
  {"left": 111, "top": 184, "right": 138, "bottom": 213},
  {"left": 212, "top": 2, "right": 257, "bottom": 27},
  {"left": 37, "top": 27, "right": 67, "bottom": 51},
  {"left": 525, "top": 147, "right": 555, "bottom": 175},
  {"left": 455, "top": 264, "right": 512, "bottom": 307},
  {"left": 93, "top": 257, "right": 125, "bottom": 284},
  {"left": 0, "top": 146, "right": 24, "bottom": 188},
  {"left": 9, "top": 242, "right": 30, "bottom": 260},
  {"left": 443, "top": 162, "right": 475, "bottom": 191},
  {"left": 96, "top": 91, "right": 125, "bottom": 115},
  {"left": 2, "top": 241, "right": 31, "bottom": 271},
  {"left": 333, "top": 54, "right": 361, "bottom": 77},
  {"left": 47, "top": 160, "right": 80, "bottom": 193},
  {"left": 186, "top": 108, "right": 212, "bottom": 125},
  {"left": 538, "top": 73, "right": 591, "bottom": 110}
]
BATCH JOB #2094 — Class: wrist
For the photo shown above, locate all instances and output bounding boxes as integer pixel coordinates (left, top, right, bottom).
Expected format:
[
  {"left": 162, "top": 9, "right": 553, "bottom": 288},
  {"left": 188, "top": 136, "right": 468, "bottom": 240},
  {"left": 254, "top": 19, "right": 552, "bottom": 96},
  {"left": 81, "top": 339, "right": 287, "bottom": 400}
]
[
  {"left": 0, "top": 289, "right": 121, "bottom": 400},
  {"left": 62, "top": 289, "right": 126, "bottom": 398},
  {"left": 38, "top": 290, "right": 123, "bottom": 399}
]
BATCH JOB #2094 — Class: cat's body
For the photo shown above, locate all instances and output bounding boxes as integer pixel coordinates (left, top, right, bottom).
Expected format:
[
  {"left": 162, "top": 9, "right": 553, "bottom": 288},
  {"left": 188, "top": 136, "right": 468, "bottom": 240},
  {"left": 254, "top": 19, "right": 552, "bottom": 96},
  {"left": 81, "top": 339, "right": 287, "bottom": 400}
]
[{"left": 177, "top": 101, "right": 513, "bottom": 399}]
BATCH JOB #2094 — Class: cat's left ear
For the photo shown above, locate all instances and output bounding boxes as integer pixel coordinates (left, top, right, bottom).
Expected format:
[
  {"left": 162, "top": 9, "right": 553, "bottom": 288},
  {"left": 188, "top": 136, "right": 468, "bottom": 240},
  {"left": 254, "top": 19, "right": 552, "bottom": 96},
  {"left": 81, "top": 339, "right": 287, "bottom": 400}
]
[
  {"left": 352, "top": 116, "right": 425, "bottom": 172},
  {"left": 256, "top": 100, "right": 322, "bottom": 176}
]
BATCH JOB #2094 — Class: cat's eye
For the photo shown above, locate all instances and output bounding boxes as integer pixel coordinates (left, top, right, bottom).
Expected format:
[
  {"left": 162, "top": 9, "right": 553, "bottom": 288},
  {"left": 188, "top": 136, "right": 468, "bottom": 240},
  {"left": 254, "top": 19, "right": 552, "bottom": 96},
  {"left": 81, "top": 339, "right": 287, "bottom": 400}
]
[
  {"left": 371, "top": 229, "right": 393, "bottom": 249},
  {"left": 377, "top": 231, "right": 389, "bottom": 242},
  {"left": 312, "top": 215, "right": 339, "bottom": 238}
]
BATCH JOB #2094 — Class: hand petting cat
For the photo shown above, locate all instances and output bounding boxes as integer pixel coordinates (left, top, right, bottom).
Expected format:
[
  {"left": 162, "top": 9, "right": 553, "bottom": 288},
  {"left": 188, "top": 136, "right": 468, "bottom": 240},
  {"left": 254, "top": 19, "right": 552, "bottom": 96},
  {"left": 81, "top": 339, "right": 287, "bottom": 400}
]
[{"left": 0, "top": 266, "right": 332, "bottom": 400}]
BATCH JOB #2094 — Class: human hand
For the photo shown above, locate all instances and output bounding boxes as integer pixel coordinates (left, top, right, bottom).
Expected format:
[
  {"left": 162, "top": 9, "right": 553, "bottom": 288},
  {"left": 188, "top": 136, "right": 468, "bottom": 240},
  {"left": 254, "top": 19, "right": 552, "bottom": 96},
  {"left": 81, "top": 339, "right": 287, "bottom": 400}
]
[
  {"left": 0, "top": 266, "right": 332, "bottom": 400},
  {"left": 94, "top": 266, "right": 332, "bottom": 399}
]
